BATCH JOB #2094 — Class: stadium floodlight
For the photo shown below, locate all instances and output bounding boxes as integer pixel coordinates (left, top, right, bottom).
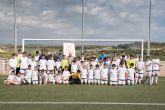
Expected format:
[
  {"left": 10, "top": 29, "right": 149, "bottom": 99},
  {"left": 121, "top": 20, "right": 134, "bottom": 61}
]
[{"left": 22, "top": 38, "right": 144, "bottom": 60}]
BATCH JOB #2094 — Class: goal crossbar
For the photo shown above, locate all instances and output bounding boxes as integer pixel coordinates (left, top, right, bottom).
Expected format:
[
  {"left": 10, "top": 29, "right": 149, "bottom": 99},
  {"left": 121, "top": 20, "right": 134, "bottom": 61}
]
[{"left": 22, "top": 38, "right": 144, "bottom": 60}]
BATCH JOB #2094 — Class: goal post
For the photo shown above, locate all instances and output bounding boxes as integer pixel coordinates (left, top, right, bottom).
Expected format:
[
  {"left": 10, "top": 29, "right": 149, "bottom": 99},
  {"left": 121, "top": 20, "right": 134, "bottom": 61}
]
[{"left": 22, "top": 38, "right": 144, "bottom": 60}]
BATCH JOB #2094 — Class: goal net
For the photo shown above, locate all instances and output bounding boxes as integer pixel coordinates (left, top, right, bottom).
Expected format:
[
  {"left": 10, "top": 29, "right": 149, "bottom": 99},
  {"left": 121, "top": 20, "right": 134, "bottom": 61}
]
[{"left": 22, "top": 38, "right": 144, "bottom": 60}]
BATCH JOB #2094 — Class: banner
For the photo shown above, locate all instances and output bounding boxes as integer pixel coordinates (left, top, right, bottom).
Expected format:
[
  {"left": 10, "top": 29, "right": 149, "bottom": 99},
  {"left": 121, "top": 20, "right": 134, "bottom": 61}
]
[{"left": 63, "top": 43, "right": 76, "bottom": 57}]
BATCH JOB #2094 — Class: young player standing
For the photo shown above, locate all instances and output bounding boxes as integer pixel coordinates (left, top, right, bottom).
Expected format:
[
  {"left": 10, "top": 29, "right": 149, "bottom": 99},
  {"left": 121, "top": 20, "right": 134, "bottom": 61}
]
[
  {"left": 8, "top": 53, "right": 17, "bottom": 74},
  {"left": 62, "top": 66, "right": 70, "bottom": 84},
  {"left": 80, "top": 65, "right": 88, "bottom": 84},
  {"left": 88, "top": 64, "right": 94, "bottom": 84},
  {"left": 127, "top": 63, "right": 136, "bottom": 85},
  {"left": 145, "top": 56, "right": 153, "bottom": 85},
  {"left": 118, "top": 62, "right": 127, "bottom": 85},
  {"left": 109, "top": 64, "right": 118, "bottom": 86},
  {"left": 100, "top": 63, "right": 109, "bottom": 85},
  {"left": 20, "top": 52, "right": 29, "bottom": 75},
  {"left": 152, "top": 53, "right": 161, "bottom": 85},
  {"left": 136, "top": 56, "right": 145, "bottom": 84},
  {"left": 94, "top": 64, "right": 101, "bottom": 85}
]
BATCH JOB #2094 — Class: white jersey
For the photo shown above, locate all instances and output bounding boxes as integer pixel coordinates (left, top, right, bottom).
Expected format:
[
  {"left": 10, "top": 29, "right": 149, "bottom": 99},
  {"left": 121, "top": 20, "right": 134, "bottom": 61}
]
[
  {"left": 84, "top": 61, "right": 89, "bottom": 67},
  {"left": 81, "top": 69, "right": 88, "bottom": 79},
  {"left": 34, "top": 55, "right": 39, "bottom": 62},
  {"left": 28, "top": 58, "right": 32, "bottom": 65},
  {"left": 94, "top": 69, "right": 101, "bottom": 79},
  {"left": 7, "top": 74, "right": 15, "bottom": 80},
  {"left": 92, "top": 61, "right": 97, "bottom": 69},
  {"left": 55, "top": 61, "right": 61, "bottom": 70},
  {"left": 13, "top": 75, "right": 22, "bottom": 84},
  {"left": 56, "top": 75, "right": 62, "bottom": 81},
  {"left": 110, "top": 69, "right": 118, "bottom": 81},
  {"left": 71, "top": 63, "right": 78, "bottom": 73},
  {"left": 145, "top": 60, "right": 152, "bottom": 71},
  {"left": 29, "top": 61, "right": 37, "bottom": 70},
  {"left": 152, "top": 59, "right": 160, "bottom": 70},
  {"left": 48, "top": 74, "right": 55, "bottom": 82},
  {"left": 136, "top": 61, "right": 144, "bottom": 73},
  {"left": 127, "top": 68, "right": 135, "bottom": 80},
  {"left": 47, "top": 60, "right": 55, "bottom": 70},
  {"left": 62, "top": 70, "right": 70, "bottom": 80},
  {"left": 111, "top": 61, "right": 118, "bottom": 69},
  {"left": 32, "top": 71, "right": 38, "bottom": 81},
  {"left": 88, "top": 69, "right": 94, "bottom": 80},
  {"left": 100, "top": 68, "right": 109, "bottom": 79},
  {"left": 118, "top": 67, "right": 127, "bottom": 80},
  {"left": 39, "top": 59, "right": 47, "bottom": 70},
  {"left": 9, "top": 58, "right": 17, "bottom": 68},
  {"left": 20, "top": 57, "right": 29, "bottom": 69},
  {"left": 25, "top": 69, "right": 32, "bottom": 78},
  {"left": 116, "top": 58, "right": 121, "bottom": 67}
]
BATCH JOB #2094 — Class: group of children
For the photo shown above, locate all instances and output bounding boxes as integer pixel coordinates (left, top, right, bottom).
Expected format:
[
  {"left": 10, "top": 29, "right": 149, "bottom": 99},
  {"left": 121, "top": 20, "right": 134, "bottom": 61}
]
[{"left": 4, "top": 50, "right": 162, "bottom": 86}]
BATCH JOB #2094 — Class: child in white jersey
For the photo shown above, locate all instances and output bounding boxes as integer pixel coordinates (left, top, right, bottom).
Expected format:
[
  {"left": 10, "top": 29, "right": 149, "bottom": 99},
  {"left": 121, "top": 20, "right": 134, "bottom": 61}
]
[
  {"left": 109, "top": 64, "right": 118, "bottom": 86},
  {"left": 152, "top": 53, "right": 162, "bottom": 85},
  {"left": 118, "top": 62, "right": 127, "bottom": 85},
  {"left": 47, "top": 56, "right": 55, "bottom": 74},
  {"left": 88, "top": 64, "right": 94, "bottom": 84},
  {"left": 4, "top": 70, "right": 15, "bottom": 85},
  {"left": 80, "top": 65, "right": 88, "bottom": 84},
  {"left": 62, "top": 66, "right": 70, "bottom": 84},
  {"left": 94, "top": 64, "right": 101, "bottom": 85},
  {"left": 55, "top": 58, "right": 61, "bottom": 75},
  {"left": 127, "top": 63, "right": 136, "bottom": 85},
  {"left": 32, "top": 66, "right": 38, "bottom": 85},
  {"left": 20, "top": 52, "right": 29, "bottom": 75},
  {"left": 100, "top": 63, "right": 109, "bottom": 85},
  {"left": 48, "top": 70, "right": 55, "bottom": 84},
  {"left": 56, "top": 70, "right": 62, "bottom": 84},
  {"left": 13, "top": 72, "right": 22, "bottom": 85},
  {"left": 29, "top": 56, "right": 37, "bottom": 71},
  {"left": 145, "top": 56, "right": 153, "bottom": 85},
  {"left": 136, "top": 56, "right": 145, "bottom": 84},
  {"left": 39, "top": 56, "right": 47, "bottom": 71},
  {"left": 39, "top": 69, "right": 47, "bottom": 85},
  {"left": 24, "top": 65, "right": 32, "bottom": 84},
  {"left": 8, "top": 53, "right": 17, "bottom": 74},
  {"left": 71, "top": 60, "right": 78, "bottom": 73}
]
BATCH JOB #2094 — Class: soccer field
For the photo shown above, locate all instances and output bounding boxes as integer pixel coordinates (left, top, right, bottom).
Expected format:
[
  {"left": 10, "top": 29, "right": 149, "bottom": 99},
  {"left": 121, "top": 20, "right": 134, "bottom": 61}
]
[{"left": 0, "top": 75, "right": 165, "bottom": 110}]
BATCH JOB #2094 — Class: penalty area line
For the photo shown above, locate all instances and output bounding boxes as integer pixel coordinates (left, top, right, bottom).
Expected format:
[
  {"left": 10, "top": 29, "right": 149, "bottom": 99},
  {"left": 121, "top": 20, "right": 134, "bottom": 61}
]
[{"left": 0, "top": 102, "right": 165, "bottom": 106}]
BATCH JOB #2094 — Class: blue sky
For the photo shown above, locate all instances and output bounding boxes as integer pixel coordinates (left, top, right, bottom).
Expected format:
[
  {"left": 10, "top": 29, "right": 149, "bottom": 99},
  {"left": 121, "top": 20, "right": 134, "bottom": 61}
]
[{"left": 0, "top": 0, "right": 165, "bottom": 44}]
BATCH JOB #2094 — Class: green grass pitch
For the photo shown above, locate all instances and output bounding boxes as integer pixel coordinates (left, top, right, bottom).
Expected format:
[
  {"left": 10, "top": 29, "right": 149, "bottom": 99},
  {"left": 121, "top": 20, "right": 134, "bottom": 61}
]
[{"left": 0, "top": 75, "right": 165, "bottom": 110}]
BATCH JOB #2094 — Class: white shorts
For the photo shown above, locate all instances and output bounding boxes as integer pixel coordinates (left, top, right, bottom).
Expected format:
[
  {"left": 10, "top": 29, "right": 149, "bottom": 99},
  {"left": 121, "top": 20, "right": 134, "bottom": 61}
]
[
  {"left": 152, "top": 70, "right": 159, "bottom": 76},
  {"left": 63, "top": 80, "right": 69, "bottom": 84},
  {"left": 25, "top": 77, "right": 32, "bottom": 84},
  {"left": 32, "top": 80, "right": 38, "bottom": 85},
  {"left": 81, "top": 78, "right": 87, "bottom": 83},
  {"left": 110, "top": 80, "right": 117, "bottom": 85},
  {"left": 146, "top": 71, "right": 152, "bottom": 77},
  {"left": 101, "top": 80, "right": 108, "bottom": 85},
  {"left": 127, "top": 79, "right": 134, "bottom": 85},
  {"left": 118, "top": 79, "right": 126, "bottom": 85},
  {"left": 94, "top": 79, "right": 100, "bottom": 84},
  {"left": 88, "top": 79, "right": 93, "bottom": 84},
  {"left": 136, "top": 73, "right": 143, "bottom": 79}
]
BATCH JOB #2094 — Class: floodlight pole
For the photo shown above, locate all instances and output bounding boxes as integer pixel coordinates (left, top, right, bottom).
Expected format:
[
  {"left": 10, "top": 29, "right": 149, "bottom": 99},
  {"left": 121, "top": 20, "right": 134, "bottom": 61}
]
[
  {"left": 147, "top": 0, "right": 151, "bottom": 56},
  {"left": 81, "top": 0, "right": 84, "bottom": 54},
  {"left": 14, "top": 0, "right": 17, "bottom": 52}
]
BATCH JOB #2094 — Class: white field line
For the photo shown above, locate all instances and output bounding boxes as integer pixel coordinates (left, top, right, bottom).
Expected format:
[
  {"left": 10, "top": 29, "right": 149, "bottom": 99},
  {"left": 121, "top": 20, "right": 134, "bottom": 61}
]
[{"left": 0, "top": 102, "right": 165, "bottom": 106}]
